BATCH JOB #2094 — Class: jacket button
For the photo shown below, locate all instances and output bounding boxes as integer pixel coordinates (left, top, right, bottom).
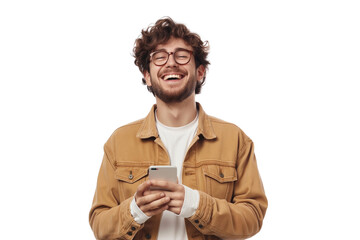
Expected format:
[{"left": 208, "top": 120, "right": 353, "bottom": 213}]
[
  {"left": 131, "top": 226, "right": 136, "bottom": 231},
  {"left": 128, "top": 174, "right": 134, "bottom": 180},
  {"left": 219, "top": 173, "right": 224, "bottom": 178},
  {"left": 199, "top": 224, "right": 203, "bottom": 229},
  {"left": 145, "top": 233, "right": 151, "bottom": 239},
  {"left": 127, "top": 231, "right": 132, "bottom": 236},
  {"left": 194, "top": 220, "right": 199, "bottom": 224}
]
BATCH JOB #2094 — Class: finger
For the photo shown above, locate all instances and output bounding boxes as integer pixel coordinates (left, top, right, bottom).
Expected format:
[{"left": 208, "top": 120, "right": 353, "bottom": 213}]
[
  {"left": 136, "top": 192, "right": 165, "bottom": 206},
  {"left": 140, "top": 196, "right": 170, "bottom": 213},
  {"left": 153, "top": 189, "right": 185, "bottom": 199},
  {"left": 140, "top": 196, "right": 170, "bottom": 212},
  {"left": 167, "top": 199, "right": 184, "bottom": 207},
  {"left": 167, "top": 206, "right": 181, "bottom": 215},
  {"left": 149, "top": 180, "right": 180, "bottom": 191},
  {"left": 135, "top": 181, "right": 151, "bottom": 198},
  {"left": 144, "top": 204, "right": 169, "bottom": 217},
  {"left": 143, "top": 189, "right": 163, "bottom": 196},
  {"left": 145, "top": 190, "right": 185, "bottom": 201},
  {"left": 165, "top": 191, "right": 185, "bottom": 200}
]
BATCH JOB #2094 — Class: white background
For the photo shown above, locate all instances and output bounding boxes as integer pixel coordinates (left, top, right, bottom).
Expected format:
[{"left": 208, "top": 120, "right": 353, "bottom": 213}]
[{"left": 1, "top": 0, "right": 359, "bottom": 239}]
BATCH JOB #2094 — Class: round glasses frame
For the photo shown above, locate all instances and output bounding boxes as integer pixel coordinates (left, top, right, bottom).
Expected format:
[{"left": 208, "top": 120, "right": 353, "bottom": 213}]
[{"left": 150, "top": 48, "right": 193, "bottom": 66}]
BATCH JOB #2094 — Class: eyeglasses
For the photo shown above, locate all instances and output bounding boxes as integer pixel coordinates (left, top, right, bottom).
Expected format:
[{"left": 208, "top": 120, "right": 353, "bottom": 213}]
[{"left": 150, "top": 48, "right": 193, "bottom": 66}]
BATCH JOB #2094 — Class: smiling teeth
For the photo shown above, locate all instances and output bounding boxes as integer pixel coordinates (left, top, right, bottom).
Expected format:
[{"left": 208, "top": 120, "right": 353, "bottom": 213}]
[{"left": 164, "top": 74, "right": 181, "bottom": 80}]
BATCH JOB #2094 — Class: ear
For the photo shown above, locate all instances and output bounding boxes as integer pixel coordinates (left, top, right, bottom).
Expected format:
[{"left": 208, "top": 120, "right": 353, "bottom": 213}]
[
  {"left": 196, "top": 65, "right": 206, "bottom": 83},
  {"left": 143, "top": 70, "right": 152, "bottom": 86}
]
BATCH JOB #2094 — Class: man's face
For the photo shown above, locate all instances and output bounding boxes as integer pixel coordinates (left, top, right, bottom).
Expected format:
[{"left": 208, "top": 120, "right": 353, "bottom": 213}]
[{"left": 144, "top": 38, "right": 205, "bottom": 103}]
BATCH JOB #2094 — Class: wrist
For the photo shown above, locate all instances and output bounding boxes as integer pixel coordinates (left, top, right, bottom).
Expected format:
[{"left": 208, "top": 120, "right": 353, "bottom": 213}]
[
  {"left": 178, "top": 185, "right": 200, "bottom": 218},
  {"left": 130, "top": 196, "right": 150, "bottom": 224}
]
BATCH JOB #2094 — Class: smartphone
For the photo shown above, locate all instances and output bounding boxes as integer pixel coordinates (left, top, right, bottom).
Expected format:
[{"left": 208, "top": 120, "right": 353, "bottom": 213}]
[{"left": 148, "top": 166, "right": 177, "bottom": 185}]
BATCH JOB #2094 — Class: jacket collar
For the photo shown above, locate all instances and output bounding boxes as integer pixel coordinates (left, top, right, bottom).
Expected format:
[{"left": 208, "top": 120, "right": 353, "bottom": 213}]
[{"left": 136, "top": 102, "right": 217, "bottom": 140}]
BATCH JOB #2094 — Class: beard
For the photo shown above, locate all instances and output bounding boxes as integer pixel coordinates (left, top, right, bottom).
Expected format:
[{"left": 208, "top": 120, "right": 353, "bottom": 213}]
[{"left": 149, "top": 74, "right": 197, "bottom": 103}]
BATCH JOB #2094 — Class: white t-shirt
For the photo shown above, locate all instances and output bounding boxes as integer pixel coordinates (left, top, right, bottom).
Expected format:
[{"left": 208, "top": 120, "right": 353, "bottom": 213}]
[
  {"left": 156, "top": 113, "right": 199, "bottom": 240},
  {"left": 130, "top": 113, "right": 200, "bottom": 240}
]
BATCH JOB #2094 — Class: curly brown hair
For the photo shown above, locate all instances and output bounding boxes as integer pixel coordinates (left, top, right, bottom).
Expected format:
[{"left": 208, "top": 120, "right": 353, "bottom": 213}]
[{"left": 133, "top": 17, "right": 210, "bottom": 94}]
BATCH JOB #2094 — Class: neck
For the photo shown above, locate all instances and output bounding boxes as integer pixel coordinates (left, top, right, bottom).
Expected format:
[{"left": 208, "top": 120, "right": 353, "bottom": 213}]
[{"left": 155, "top": 94, "right": 197, "bottom": 127}]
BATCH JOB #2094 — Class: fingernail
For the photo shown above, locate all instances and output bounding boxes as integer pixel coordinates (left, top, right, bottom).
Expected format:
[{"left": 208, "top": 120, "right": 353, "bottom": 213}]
[{"left": 160, "top": 193, "right": 164, "bottom": 197}]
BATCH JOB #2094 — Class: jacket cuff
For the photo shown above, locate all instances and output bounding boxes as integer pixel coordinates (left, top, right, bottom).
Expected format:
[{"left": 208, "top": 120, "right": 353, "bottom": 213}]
[
  {"left": 187, "top": 191, "right": 214, "bottom": 233},
  {"left": 120, "top": 197, "right": 145, "bottom": 239}
]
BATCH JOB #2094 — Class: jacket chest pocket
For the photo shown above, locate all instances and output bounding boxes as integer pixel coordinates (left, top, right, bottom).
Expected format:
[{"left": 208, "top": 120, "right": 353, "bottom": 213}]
[
  {"left": 114, "top": 167, "right": 148, "bottom": 201},
  {"left": 202, "top": 164, "right": 237, "bottom": 201}
]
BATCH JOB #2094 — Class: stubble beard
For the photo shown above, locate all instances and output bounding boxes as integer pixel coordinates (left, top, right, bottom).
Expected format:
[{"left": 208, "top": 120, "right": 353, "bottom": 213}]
[{"left": 149, "top": 75, "right": 197, "bottom": 103}]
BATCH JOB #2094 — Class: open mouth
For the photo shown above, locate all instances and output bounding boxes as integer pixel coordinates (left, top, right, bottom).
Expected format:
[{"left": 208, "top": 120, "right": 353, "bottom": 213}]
[{"left": 162, "top": 74, "right": 185, "bottom": 81}]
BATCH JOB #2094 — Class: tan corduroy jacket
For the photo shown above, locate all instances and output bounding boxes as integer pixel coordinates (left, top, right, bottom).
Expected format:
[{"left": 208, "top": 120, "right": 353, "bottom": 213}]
[{"left": 89, "top": 103, "right": 267, "bottom": 240}]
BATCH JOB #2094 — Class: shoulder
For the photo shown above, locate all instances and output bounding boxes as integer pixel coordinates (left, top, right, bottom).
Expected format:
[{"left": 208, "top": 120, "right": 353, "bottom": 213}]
[
  {"left": 208, "top": 115, "right": 237, "bottom": 127},
  {"left": 207, "top": 115, "right": 241, "bottom": 132},
  {"left": 105, "top": 118, "right": 145, "bottom": 145},
  {"left": 207, "top": 115, "right": 253, "bottom": 145},
  {"left": 113, "top": 118, "right": 144, "bottom": 136}
]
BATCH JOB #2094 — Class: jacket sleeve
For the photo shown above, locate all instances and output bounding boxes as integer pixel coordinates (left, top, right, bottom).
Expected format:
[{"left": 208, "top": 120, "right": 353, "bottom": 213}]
[
  {"left": 187, "top": 139, "right": 268, "bottom": 239},
  {"left": 89, "top": 142, "right": 144, "bottom": 240}
]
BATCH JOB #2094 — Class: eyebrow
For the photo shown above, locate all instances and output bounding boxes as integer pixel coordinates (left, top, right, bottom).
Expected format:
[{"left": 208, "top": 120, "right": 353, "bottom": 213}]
[{"left": 154, "top": 47, "right": 191, "bottom": 52}]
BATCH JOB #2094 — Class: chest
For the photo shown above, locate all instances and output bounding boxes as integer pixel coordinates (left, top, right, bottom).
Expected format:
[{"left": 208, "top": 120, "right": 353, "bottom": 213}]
[{"left": 113, "top": 137, "right": 239, "bottom": 202}]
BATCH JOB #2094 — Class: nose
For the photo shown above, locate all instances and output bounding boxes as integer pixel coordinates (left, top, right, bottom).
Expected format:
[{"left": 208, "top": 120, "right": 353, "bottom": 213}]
[{"left": 165, "top": 52, "right": 178, "bottom": 67}]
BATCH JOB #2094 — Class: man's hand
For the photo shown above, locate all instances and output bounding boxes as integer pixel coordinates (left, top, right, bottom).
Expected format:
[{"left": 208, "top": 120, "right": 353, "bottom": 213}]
[
  {"left": 135, "top": 180, "right": 170, "bottom": 217},
  {"left": 144, "top": 180, "right": 185, "bottom": 215}
]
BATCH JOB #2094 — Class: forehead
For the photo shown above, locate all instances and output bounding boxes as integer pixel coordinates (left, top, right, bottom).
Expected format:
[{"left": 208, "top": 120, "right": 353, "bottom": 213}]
[{"left": 155, "top": 38, "right": 192, "bottom": 51}]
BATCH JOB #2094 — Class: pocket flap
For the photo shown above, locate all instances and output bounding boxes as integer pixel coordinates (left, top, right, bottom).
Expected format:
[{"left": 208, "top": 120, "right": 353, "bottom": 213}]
[
  {"left": 115, "top": 167, "right": 148, "bottom": 184},
  {"left": 203, "top": 165, "right": 237, "bottom": 183}
]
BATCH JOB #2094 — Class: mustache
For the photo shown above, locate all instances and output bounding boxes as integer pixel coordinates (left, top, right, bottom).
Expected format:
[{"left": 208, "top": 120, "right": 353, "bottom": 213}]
[{"left": 158, "top": 68, "right": 186, "bottom": 77}]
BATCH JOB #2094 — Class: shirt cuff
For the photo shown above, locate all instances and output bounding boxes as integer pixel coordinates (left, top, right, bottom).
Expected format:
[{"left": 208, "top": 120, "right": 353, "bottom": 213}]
[
  {"left": 178, "top": 185, "right": 200, "bottom": 218},
  {"left": 130, "top": 196, "right": 151, "bottom": 224}
]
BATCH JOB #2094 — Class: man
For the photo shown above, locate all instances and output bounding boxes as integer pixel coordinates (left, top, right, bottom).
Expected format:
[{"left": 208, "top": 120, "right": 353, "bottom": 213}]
[{"left": 89, "top": 17, "right": 267, "bottom": 240}]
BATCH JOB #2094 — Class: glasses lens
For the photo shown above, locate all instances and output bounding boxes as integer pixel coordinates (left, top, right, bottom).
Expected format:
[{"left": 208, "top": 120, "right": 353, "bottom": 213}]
[
  {"left": 152, "top": 51, "right": 168, "bottom": 65},
  {"left": 174, "top": 50, "right": 191, "bottom": 64}
]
